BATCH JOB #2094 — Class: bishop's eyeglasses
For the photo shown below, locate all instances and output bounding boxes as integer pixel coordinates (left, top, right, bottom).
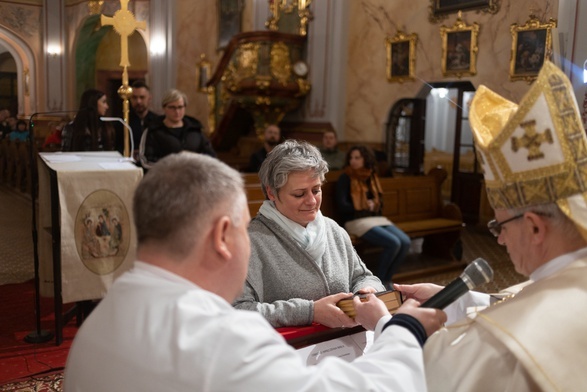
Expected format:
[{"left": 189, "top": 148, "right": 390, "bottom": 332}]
[{"left": 487, "top": 214, "right": 524, "bottom": 237}]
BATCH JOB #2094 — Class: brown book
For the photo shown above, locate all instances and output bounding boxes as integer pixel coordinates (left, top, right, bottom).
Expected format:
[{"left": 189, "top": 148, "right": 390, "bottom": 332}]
[{"left": 336, "top": 290, "right": 402, "bottom": 319}]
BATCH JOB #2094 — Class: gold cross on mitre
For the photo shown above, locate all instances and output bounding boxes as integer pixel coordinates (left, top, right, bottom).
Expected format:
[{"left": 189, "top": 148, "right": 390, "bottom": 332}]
[
  {"left": 100, "top": 0, "right": 146, "bottom": 157},
  {"left": 511, "top": 119, "right": 554, "bottom": 161}
]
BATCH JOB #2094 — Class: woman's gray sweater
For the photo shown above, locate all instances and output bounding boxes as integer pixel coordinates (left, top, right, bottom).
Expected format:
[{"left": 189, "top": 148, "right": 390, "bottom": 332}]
[{"left": 233, "top": 214, "right": 384, "bottom": 327}]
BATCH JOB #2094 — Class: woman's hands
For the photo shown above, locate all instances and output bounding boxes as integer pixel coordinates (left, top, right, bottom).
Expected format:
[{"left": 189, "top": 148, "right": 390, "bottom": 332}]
[
  {"left": 313, "top": 293, "right": 358, "bottom": 328},
  {"left": 355, "top": 286, "right": 378, "bottom": 295}
]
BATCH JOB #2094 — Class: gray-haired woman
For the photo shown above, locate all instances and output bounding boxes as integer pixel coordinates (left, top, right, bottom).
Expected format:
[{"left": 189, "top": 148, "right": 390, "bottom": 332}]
[{"left": 233, "top": 139, "right": 384, "bottom": 328}]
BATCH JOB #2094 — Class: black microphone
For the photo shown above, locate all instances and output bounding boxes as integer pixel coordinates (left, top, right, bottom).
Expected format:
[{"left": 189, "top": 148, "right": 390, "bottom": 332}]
[{"left": 421, "top": 258, "right": 494, "bottom": 309}]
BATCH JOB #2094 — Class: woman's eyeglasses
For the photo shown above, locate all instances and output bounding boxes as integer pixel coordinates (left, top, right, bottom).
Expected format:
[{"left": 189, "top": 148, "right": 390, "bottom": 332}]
[{"left": 165, "top": 105, "right": 185, "bottom": 111}]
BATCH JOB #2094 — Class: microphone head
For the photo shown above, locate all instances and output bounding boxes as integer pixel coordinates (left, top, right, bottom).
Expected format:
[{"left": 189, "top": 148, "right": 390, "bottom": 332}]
[{"left": 460, "top": 258, "right": 494, "bottom": 289}]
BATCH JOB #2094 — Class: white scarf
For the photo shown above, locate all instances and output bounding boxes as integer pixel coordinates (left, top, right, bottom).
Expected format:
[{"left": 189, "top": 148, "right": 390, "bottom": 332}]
[{"left": 259, "top": 200, "right": 327, "bottom": 263}]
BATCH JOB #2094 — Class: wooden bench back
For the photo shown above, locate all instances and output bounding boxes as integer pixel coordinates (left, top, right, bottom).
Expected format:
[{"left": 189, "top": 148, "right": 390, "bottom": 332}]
[
  {"left": 379, "top": 175, "right": 442, "bottom": 223},
  {"left": 244, "top": 168, "right": 447, "bottom": 225}
]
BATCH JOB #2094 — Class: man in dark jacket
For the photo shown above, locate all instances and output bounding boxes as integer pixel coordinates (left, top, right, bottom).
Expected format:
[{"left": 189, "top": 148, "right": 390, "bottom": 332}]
[
  {"left": 248, "top": 124, "right": 281, "bottom": 172},
  {"left": 129, "top": 80, "right": 158, "bottom": 152}
]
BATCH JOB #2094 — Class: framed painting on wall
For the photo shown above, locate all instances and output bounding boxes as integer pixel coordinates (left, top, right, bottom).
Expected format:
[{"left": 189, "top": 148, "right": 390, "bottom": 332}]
[
  {"left": 509, "top": 16, "right": 557, "bottom": 83},
  {"left": 386, "top": 31, "right": 418, "bottom": 83},
  {"left": 440, "top": 14, "right": 479, "bottom": 78},
  {"left": 429, "top": 0, "right": 499, "bottom": 22}
]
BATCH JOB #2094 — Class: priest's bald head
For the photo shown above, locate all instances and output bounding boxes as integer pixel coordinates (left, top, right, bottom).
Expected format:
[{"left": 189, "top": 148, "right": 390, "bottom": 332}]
[{"left": 133, "top": 152, "right": 251, "bottom": 302}]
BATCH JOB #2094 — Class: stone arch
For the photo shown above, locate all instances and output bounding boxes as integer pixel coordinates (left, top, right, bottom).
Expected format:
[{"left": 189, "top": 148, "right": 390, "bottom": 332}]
[{"left": 0, "top": 26, "right": 36, "bottom": 115}]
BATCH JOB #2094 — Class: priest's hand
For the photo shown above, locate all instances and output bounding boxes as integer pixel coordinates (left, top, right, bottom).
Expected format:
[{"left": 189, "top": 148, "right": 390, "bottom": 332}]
[
  {"left": 352, "top": 294, "right": 389, "bottom": 331},
  {"left": 313, "top": 293, "right": 358, "bottom": 328},
  {"left": 395, "top": 299, "right": 447, "bottom": 337},
  {"left": 394, "top": 283, "right": 444, "bottom": 303}
]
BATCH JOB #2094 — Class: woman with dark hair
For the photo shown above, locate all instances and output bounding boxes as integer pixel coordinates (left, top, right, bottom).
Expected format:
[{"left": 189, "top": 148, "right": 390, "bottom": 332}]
[
  {"left": 336, "top": 145, "right": 411, "bottom": 286},
  {"left": 62, "top": 88, "right": 114, "bottom": 152}
]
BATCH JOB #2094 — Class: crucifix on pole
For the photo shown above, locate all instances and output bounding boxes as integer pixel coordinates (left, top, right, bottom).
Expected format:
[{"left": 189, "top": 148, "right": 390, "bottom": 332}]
[{"left": 101, "top": 0, "right": 146, "bottom": 157}]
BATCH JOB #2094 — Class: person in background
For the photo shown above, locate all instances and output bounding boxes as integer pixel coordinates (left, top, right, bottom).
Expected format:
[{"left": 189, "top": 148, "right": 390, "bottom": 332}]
[
  {"left": 336, "top": 145, "right": 411, "bottom": 287},
  {"left": 139, "top": 88, "right": 215, "bottom": 168},
  {"left": 61, "top": 88, "right": 114, "bottom": 152},
  {"left": 8, "top": 120, "right": 28, "bottom": 142},
  {"left": 247, "top": 124, "right": 281, "bottom": 172},
  {"left": 0, "top": 109, "right": 11, "bottom": 139},
  {"left": 128, "top": 80, "right": 158, "bottom": 152},
  {"left": 42, "top": 121, "right": 66, "bottom": 150},
  {"left": 64, "top": 151, "right": 447, "bottom": 391},
  {"left": 394, "top": 61, "right": 587, "bottom": 391},
  {"left": 320, "top": 129, "right": 346, "bottom": 170},
  {"left": 234, "top": 140, "right": 385, "bottom": 328}
]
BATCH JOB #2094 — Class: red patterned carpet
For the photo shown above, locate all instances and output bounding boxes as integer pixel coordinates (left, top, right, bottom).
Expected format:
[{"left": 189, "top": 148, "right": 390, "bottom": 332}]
[{"left": 0, "top": 281, "right": 77, "bottom": 388}]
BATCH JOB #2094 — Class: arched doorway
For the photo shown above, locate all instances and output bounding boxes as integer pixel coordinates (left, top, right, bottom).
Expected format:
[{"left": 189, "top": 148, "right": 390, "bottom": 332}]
[
  {"left": 0, "top": 45, "right": 18, "bottom": 116},
  {"left": 0, "top": 27, "right": 37, "bottom": 115}
]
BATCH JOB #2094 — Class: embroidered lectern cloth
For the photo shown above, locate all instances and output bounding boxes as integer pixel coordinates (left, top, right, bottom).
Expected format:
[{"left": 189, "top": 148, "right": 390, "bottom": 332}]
[{"left": 37, "top": 152, "right": 142, "bottom": 303}]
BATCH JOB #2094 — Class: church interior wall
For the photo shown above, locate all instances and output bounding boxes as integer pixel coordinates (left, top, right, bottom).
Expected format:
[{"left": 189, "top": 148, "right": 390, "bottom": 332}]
[
  {"left": 344, "top": 0, "right": 559, "bottom": 143},
  {"left": 174, "top": 0, "right": 255, "bottom": 136},
  {"left": 0, "top": 0, "right": 584, "bottom": 147}
]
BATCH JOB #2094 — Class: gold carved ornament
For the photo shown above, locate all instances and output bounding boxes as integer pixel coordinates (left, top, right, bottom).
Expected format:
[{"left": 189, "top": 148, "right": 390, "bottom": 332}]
[
  {"left": 266, "top": 0, "right": 313, "bottom": 36},
  {"left": 270, "top": 42, "right": 292, "bottom": 85}
]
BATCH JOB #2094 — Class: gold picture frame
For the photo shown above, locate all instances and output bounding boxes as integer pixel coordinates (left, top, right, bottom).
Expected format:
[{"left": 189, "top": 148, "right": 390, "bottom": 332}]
[
  {"left": 440, "top": 13, "right": 479, "bottom": 78},
  {"left": 509, "top": 15, "right": 557, "bottom": 83},
  {"left": 429, "top": 0, "right": 499, "bottom": 23},
  {"left": 386, "top": 31, "right": 418, "bottom": 83}
]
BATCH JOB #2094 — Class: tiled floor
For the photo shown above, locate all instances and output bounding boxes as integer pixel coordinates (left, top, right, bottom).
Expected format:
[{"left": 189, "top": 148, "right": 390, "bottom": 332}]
[{"left": 0, "top": 186, "right": 34, "bottom": 285}]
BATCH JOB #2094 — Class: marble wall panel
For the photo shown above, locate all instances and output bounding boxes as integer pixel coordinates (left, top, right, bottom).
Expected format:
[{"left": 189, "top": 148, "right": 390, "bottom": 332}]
[{"left": 345, "top": 0, "right": 558, "bottom": 143}]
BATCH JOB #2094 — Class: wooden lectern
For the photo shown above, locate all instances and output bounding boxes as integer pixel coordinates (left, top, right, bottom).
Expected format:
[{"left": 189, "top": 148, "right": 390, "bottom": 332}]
[{"left": 37, "top": 151, "right": 142, "bottom": 345}]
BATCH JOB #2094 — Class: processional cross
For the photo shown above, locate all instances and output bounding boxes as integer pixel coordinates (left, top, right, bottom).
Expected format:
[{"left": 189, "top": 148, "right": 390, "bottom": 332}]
[{"left": 101, "top": 0, "right": 146, "bottom": 157}]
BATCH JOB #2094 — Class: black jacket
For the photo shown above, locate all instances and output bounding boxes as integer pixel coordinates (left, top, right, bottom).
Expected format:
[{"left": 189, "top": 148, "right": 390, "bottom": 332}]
[{"left": 140, "top": 115, "right": 216, "bottom": 167}]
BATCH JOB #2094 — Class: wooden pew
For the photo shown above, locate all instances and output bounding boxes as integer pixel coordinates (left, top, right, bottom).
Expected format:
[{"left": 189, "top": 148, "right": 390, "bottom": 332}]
[
  {"left": 245, "top": 168, "right": 463, "bottom": 262},
  {"left": 0, "top": 139, "right": 8, "bottom": 184},
  {"left": 377, "top": 168, "right": 463, "bottom": 260}
]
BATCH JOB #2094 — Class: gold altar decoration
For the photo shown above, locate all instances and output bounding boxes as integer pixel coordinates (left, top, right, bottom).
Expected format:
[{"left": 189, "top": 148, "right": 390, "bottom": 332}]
[
  {"left": 385, "top": 31, "right": 418, "bottom": 83},
  {"left": 88, "top": 0, "right": 104, "bottom": 15},
  {"left": 196, "top": 53, "right": 212, "bottom": 93},
  {"left": 509, "top": 15, "right": 557, "bottom": 83},
  {"left": 205, "top": 31, "right": 309, "bottom": 148},
  {"left": 440, "top": 11, "right": 479, "bottom": 78},
  {"left": 267, "top": 0, "right": 313, "bottom": 36},
  {"left": 100, "top": 0, "right": 146, "bottom": 157},
  {"left": 270, "top": 42, "right": 292, "bottom": 85}
]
